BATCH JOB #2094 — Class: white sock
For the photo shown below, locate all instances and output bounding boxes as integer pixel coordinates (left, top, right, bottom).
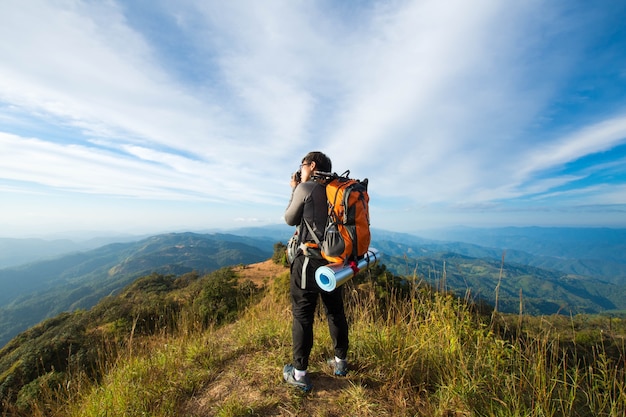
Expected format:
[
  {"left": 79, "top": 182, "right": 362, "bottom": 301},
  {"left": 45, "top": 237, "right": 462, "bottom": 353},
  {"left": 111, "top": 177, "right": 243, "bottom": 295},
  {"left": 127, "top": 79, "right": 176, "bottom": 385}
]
[
  {"left": 294, "top": 369, "right": 307, "bottom": 379},
  {"left": 335, "top": 356, "right": 346, "bottom": 363}
]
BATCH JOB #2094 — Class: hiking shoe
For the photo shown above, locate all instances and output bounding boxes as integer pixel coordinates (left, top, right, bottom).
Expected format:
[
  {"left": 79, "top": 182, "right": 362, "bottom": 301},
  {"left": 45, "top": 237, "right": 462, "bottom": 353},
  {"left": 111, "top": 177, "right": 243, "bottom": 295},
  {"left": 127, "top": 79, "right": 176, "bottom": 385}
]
[
  {"left": 283, "top": 364, "right": 313, "bottom": 392},
  {"left": 327, "top": 358, "right": 348, "bottom": 376}
]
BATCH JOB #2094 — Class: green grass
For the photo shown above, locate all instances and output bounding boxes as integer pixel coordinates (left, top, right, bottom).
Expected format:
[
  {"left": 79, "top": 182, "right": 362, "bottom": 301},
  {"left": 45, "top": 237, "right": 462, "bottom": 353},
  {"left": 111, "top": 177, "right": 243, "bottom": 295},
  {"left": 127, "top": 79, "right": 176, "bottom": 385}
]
[{"left": 6, "top": 267, "right": 626, "bottom": 417}]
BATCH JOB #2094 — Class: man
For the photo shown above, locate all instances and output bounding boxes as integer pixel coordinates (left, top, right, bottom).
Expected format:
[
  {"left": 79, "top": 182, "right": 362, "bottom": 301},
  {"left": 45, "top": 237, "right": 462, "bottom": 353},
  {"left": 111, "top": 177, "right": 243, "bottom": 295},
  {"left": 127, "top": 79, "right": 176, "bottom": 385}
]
[{"left": 283, "top": 151, "right": 349, "bottom": 392}]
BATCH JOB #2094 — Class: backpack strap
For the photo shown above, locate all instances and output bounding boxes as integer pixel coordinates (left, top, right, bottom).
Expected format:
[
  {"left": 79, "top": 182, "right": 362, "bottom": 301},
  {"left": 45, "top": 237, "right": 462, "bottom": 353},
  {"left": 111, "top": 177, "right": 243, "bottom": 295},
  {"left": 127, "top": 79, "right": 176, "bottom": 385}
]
[
  {"left": 303, "top": 218, "right": 322, "bottom": 247},
  {"left": 300, "top": 255, "right": 309, "bottom": 290},
  {"left": 302, "top": 219, "right": 325, "bottom": 262}
]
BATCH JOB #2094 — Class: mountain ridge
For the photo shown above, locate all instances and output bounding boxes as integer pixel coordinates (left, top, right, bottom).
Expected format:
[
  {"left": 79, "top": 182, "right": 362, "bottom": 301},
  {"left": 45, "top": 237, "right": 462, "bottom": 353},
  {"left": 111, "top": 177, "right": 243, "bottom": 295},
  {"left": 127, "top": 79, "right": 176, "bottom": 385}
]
[
  {"left": 2, "top": 226, "right": 626, "bottom": 349},
  {"left": 0, "top": 232, "right": 273, "bottom": 347}
]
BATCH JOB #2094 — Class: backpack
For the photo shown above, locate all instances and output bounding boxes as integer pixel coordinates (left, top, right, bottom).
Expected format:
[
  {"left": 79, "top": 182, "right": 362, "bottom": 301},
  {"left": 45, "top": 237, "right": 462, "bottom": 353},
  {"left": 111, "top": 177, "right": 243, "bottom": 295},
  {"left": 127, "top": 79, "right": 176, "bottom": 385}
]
[{"left": 305, "top": 170, "right": 371, "bottom": 264}]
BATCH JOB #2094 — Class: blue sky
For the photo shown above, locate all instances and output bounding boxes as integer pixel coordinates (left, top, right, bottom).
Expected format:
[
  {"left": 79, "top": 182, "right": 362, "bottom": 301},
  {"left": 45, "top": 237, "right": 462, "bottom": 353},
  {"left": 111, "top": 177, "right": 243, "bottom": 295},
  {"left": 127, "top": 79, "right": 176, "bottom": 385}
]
[{"left": 1, "top": 0, "right": 626, "bottom": 237}]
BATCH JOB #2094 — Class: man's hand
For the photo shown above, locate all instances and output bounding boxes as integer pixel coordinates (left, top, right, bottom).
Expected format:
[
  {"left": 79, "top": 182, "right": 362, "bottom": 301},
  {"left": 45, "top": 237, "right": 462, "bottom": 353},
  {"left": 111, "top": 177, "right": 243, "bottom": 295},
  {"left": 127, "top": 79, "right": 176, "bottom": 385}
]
[{"left": 291, "top": 171, "right": 301, "bottom": 188}]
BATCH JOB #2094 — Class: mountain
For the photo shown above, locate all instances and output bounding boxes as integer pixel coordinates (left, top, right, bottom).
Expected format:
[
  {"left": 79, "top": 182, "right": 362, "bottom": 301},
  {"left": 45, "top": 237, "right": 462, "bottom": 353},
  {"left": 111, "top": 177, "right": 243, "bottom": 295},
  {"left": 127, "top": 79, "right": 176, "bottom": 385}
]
[
  {"left": 2, "top": 226, "right": 626, "bottom": 414},
  {"left": 371, "top": 231, "right": 626, "bottom": 316},
  {"left": 372, "top": 227, "right": 626, "bottom": 285},
  {"left": 1, "top": 255, "right": 624, "bottom": 416},
  {"left": 415, "top": 226, "right": 626, "bottom": 261},
  {"left": 412, "top": 226, "right": 626, "bottom": 284},
  {"left": 0, "top": 236, "right": 144, "bottom": 269},
  {"left": 3, "top": 225, "right": 626, "bottom": 349},
  {"left": 383, "top": 249, "right": 626, "bottom": 315},
  {"left": 0, "top": 232, "right": 273, "bottom": 347}
]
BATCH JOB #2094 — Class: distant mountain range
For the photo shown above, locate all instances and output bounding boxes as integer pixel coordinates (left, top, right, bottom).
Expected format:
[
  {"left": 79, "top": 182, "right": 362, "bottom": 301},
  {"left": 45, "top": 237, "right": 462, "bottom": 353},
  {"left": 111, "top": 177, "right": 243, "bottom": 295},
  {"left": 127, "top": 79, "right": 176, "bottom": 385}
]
[
  {"left": 0, "top": 235, "right": 146, "bottom": 269},
  {"left": 372, "top": 228, "right": 626, "bottom": 315},
  {"left": 1, "top": 225, "right": 625, "bottom": 348},
  {"left": 414, "top": 226, "right": 626, "bottom": 283},
  {"left": 0, "top": 232, "right": 274, "bottom": 347}
]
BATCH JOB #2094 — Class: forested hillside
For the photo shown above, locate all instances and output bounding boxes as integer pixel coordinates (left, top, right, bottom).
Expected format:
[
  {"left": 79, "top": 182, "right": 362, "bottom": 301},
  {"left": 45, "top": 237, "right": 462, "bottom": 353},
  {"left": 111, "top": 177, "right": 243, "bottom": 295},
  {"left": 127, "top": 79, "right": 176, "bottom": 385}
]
[
  {"left": 0, "top": 232, "right": 273, "bottom": 347},
  {"left": 412, "top": 226, "right": 626, "bottom": 284},
  {"left": 372, "top": 229, "right": 626, "bottom": 315},
  {"left": 380, "top": 248, "right": 626, "bottom": 316}
]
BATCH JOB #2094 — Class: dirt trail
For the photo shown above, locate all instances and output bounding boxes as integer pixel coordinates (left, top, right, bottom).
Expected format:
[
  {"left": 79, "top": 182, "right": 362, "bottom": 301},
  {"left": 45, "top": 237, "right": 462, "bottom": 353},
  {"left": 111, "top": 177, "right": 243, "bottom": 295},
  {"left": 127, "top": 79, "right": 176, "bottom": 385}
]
[
  {"left": 235, "top": 260, "right": 289, "bottom": 286},
  {"left": 182, "top": 260, "right": 389, "bottom": 416}
]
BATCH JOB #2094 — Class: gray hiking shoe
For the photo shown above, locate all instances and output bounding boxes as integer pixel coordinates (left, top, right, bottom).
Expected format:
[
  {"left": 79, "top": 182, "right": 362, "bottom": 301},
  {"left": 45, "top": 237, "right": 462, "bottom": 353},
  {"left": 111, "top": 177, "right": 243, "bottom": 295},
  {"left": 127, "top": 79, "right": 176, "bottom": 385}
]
[
  {"left": 327, "top": 358, "right": 348, "bottom": 376},
  {"left": 283, "top": 364, "right": 313, "bottom": 392}
]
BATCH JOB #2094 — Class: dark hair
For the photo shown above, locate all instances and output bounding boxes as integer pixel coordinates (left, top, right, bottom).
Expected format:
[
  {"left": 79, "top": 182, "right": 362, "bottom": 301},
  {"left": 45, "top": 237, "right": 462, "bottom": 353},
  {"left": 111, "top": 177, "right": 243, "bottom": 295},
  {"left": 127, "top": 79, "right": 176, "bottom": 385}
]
[{"left": 302, "top": 151, "right": 332, "bottom": 173}]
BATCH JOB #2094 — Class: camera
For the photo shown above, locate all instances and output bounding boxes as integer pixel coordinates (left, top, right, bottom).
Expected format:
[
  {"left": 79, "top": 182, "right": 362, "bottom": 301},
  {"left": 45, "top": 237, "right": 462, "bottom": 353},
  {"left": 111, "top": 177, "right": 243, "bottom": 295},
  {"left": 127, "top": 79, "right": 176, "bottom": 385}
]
[{"left": 294, "top": 170, "right": 302, "bottom": 183}]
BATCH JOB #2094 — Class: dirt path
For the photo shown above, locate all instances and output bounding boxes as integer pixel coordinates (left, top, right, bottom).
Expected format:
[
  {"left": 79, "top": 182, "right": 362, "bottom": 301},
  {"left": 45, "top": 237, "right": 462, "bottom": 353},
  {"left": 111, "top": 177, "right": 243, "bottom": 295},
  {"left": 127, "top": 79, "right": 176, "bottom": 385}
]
[{"left": 235, "top": 260, "right": 289, "bottom": 287}]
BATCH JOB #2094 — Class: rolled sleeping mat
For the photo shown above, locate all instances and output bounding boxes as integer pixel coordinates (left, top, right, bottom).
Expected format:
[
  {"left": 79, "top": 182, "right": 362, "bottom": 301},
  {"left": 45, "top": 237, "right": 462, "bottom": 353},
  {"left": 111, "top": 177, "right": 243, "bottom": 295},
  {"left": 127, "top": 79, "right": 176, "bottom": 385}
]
[{"left": 315, "top": 248, "right": 381, "bottom": 292}]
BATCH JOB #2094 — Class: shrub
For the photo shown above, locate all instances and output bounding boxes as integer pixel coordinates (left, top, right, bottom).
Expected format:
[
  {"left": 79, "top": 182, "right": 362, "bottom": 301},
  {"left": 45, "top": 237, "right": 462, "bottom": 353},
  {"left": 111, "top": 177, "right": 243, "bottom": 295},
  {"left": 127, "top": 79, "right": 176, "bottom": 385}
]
[{"left": 272, "top": 242, "right": 288, "bottom": 266}]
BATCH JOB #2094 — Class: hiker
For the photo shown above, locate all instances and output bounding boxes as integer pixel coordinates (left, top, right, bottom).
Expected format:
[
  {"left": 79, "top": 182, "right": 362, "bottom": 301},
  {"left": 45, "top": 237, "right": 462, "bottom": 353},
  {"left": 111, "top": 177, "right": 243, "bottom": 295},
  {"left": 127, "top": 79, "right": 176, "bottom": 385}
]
[{"left": 283, "top": 151, "right": 349, "bottom": 392}]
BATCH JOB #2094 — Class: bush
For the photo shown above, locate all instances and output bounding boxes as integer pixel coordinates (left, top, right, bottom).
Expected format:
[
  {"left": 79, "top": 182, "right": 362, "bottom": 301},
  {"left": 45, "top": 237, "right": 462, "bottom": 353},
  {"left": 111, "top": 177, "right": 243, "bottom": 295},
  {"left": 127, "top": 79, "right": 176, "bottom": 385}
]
[
  {"left": 193, "top": 268, "right": 256, "bottom": 326},
  {"left": 272, "top": 242, "right": 288, "bottom": 266}
]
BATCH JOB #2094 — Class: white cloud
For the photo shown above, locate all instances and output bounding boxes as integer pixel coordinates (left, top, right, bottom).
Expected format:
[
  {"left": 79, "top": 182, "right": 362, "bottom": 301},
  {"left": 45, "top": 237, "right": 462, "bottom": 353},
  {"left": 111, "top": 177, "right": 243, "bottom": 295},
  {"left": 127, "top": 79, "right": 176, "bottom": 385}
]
[
  {"left": 0, "top": 1, "right": 235, "bottom": 154},
  {"left": 521, "top": 114, "right": 626, "bottom": 176},
  {"left": 0, "top": 0, "right": 625, "bottom": 234},
  {"left": 0, "top": 132, "right": 284, "bottom": 204}
]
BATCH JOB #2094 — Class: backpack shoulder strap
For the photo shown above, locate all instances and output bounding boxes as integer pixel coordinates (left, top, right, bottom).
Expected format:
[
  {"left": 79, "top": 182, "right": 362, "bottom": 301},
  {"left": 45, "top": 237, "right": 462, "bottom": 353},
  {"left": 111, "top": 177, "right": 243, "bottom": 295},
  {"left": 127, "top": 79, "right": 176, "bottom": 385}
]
[{"left": 303, "top": 218, "right": 321, "bottom": 246}]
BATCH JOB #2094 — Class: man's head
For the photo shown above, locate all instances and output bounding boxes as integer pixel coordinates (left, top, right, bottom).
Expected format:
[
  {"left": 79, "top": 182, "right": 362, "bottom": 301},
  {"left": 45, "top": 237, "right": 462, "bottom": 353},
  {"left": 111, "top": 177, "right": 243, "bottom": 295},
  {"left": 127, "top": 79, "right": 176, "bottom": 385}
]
[{"left": 301, "top": 151, "right": 332, "bottom": 174}]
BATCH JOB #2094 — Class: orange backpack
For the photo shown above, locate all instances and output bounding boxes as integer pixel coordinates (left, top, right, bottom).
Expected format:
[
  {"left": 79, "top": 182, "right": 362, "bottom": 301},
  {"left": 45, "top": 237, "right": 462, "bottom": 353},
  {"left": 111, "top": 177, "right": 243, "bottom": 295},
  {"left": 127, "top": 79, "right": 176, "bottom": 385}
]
[{"left": 306, "top": 171, "right": 371, "bottom": 264}]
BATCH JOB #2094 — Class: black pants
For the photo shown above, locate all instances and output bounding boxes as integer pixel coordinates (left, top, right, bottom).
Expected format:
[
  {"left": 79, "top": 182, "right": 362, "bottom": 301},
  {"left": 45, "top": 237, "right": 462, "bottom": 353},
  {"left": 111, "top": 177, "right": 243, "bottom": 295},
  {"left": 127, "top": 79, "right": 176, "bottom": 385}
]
[{"left": 290, "top": 254, "right": 349, "bottom": 371}]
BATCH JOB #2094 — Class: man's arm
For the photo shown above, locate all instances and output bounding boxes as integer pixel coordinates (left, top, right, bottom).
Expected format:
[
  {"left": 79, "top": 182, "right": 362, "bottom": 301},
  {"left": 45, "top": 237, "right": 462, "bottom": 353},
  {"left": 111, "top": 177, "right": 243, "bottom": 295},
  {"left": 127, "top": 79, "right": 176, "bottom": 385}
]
[{"left": 284, "top": 183, "right": 308, "bottom": 226}]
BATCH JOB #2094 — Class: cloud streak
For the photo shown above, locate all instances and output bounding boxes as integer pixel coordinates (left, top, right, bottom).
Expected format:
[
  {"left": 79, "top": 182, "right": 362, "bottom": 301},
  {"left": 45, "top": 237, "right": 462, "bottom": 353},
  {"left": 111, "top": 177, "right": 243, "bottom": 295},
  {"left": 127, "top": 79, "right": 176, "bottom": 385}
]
[{"left": 1, "top": 0, "right": 625, "bottom": 234}]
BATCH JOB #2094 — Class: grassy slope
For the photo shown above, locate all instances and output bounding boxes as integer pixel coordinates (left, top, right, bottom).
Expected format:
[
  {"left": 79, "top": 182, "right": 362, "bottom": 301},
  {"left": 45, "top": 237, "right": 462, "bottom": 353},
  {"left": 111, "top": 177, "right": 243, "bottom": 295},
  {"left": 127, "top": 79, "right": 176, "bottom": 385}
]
[{"left": 5, "top": 261, "right": 626, "bottom": 417}]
